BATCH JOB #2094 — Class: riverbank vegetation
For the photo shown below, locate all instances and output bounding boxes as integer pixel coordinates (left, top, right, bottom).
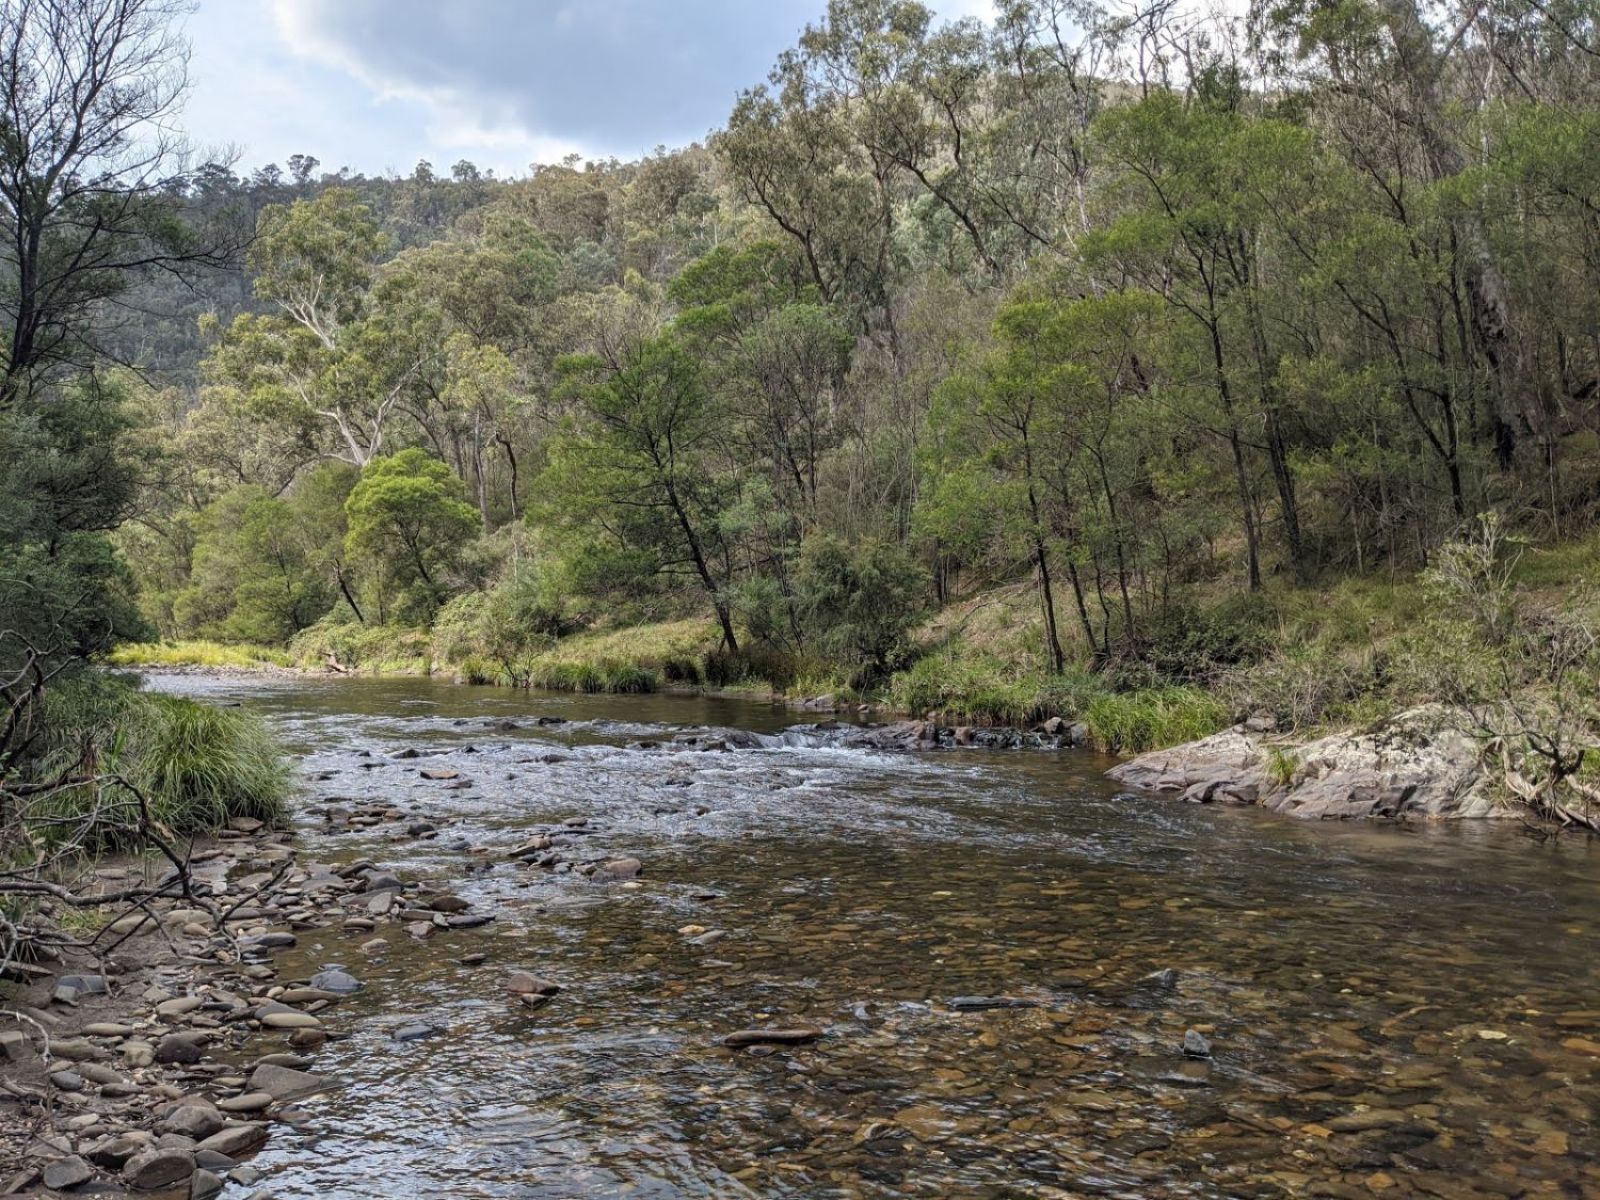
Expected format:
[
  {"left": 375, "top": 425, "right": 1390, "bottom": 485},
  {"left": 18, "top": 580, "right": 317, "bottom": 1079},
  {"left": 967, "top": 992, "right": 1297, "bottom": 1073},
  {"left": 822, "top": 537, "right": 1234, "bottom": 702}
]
[
  {"left": 12, "top": 0, "right": 1600, "bottom": 831},
  {"left": 0, "top": 0, "right": 290, "bottom": 964}
]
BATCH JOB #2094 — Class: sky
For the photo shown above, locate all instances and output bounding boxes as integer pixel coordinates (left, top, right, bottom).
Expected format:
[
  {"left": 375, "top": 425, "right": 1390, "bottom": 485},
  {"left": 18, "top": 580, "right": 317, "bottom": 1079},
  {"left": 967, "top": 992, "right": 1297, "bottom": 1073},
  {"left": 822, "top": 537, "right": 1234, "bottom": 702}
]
[{"left": 182, "top": 0, "right": 998, "bottom": 179}]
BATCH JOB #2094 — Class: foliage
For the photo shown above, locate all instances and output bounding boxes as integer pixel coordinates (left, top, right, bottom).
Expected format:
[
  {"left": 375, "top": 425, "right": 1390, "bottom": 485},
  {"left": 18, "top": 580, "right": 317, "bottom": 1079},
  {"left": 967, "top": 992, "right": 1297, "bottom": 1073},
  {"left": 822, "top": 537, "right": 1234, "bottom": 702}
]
[
  {"left": 29, "top": 679, "right": 289, "bottom": 842},
  {"left": 793, "top": 534, "right": 929, "bottom": 683},
  {"left": 345, "top": 449, "right": 482, "bottom": 621}
]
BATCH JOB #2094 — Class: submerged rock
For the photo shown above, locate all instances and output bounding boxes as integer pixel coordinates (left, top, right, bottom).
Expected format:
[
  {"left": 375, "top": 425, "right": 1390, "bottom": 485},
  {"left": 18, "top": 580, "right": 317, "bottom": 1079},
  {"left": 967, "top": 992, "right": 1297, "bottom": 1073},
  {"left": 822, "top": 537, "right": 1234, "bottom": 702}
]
[{"left": 723, "top": 1026, "right": 823, "bottom": 1047}]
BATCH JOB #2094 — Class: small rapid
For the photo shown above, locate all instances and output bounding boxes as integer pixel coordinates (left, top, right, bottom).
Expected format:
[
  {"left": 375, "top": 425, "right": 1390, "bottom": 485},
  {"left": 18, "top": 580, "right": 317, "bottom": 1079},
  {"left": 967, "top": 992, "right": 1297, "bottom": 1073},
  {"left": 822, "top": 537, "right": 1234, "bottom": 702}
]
[{"left": 147, "top": 672, "right": 1600, "bottom": 1200}]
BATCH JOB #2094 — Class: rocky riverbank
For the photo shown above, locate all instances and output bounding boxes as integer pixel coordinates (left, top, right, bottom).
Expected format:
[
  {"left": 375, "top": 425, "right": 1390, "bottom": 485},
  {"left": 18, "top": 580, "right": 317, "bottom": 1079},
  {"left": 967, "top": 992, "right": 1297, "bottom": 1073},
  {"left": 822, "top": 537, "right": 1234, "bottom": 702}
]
[
  {"left": 0, "top": 802, "right": 651, "bottom": 1198},
  {"left": 1108, "top": 708, "right": 1502, "bottom": 820}
]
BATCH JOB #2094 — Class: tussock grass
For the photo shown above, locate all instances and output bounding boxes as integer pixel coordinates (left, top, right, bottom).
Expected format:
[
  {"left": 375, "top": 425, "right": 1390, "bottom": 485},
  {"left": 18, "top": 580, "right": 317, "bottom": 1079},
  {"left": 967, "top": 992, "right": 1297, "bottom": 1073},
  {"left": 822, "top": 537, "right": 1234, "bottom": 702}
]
[
  {"left": 108, "top": 641, "right": 293, "bottom": 669},
  {"left": 126, "top": 694, "right": 290, "bottom": 833},
  {"left": 30, "top": 682, "right": 290, "bottom": 846},
  {"left": 1082, "top": 688, "right": 1229, "bottom": 755}
]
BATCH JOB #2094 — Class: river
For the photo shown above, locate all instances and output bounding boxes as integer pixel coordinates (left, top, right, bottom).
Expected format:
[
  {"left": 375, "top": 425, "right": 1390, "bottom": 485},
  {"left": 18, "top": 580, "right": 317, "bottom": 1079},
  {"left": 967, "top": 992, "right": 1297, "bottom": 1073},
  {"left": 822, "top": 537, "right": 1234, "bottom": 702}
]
[{"left": 148, "top": 672, "right": 1600, "bottom": 1200}]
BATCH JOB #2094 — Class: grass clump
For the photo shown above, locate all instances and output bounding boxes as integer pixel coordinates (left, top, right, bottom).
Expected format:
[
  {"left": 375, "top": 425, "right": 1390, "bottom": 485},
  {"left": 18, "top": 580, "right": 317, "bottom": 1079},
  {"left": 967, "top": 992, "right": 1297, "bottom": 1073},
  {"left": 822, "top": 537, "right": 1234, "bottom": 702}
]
[
  {"left": 1082, "top": 687, "right": 1229, "bottom": 755},
  {"left": 108, "top": 641, "right": 293, "bottom": 669},
  {"left": 125, "top": 694, "right": 291, "bottom": 833},
  {"left": 28, "top": 680, "right": 291, "bottom": 845}
]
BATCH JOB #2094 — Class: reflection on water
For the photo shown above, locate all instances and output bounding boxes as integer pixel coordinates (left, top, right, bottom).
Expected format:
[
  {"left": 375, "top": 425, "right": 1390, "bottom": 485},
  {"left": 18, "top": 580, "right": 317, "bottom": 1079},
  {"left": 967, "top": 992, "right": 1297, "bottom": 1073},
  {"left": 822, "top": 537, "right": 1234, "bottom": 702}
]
[{"left": 152, "top": 673, "right": 1600, "bottom": 1199}]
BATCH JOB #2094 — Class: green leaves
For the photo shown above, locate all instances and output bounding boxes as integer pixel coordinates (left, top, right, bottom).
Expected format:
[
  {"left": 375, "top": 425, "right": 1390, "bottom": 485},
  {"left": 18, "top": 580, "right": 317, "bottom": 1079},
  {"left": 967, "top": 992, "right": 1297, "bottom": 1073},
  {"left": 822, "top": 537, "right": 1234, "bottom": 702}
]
[{"left": 345, "top": 450, "right": 482, "bottom": 622}]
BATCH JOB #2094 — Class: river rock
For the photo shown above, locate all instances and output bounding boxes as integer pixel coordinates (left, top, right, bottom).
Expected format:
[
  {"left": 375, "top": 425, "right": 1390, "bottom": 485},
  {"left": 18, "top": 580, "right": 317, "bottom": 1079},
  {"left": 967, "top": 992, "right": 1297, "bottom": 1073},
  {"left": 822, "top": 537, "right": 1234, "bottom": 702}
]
[
  {"left": 154, "top": 1034, "right": 207, "bottom": 1065},
  {"left": 1183, "top": 1029, "right": 1213, "bottom": 1058},
  {"left": 191, "top": 1168, "right": 225, "bottom": 1199},
  {"left": 217, "top": 1092, "right": 273, "bottom": 1114},
  {"left": 197, "top": 1124, "right": 268, "bottom": 1158},
  {"left": 42, "top": 1156, "right": 92, "bottom": 1190},
  {"left": 723, "top": 1026, "right": 824, "bottom": 1047},
  {"left": 506, "top": 971, "right": 561, "bottom": 997},
  {"left": 309, "top": 967, "right": 361, "bottom": 993},
  {"left": 1108, "top": 707, "right": 1499, "bottom": 820},
  {"left": 247, "top": 1063, "right": 327, "bottom": 1100},
  {"left": 592, "top": 857, "right": 642, "bottom": 882},
  {"left": 125, "top": 1148, "right": 195, "bottom": 1191},
  {"left": 159, "top": 1102, "right": 224, "bottom": 1140}
]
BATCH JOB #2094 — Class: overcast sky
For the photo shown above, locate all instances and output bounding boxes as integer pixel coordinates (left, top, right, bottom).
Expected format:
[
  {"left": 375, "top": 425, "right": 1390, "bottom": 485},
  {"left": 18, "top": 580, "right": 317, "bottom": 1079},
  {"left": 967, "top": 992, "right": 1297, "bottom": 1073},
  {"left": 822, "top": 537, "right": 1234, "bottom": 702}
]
[{"left": 182, "top": 0, "right": 997, "bottom": 178}]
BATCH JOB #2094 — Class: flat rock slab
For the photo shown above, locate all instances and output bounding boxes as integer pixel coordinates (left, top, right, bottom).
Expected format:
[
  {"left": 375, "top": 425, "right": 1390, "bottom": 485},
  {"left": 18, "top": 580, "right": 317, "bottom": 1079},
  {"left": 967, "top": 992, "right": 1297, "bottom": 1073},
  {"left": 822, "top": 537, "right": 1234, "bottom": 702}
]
[
  {"left": 1108, "top": 707, "right": 1499, "bottom": 821},
  {"left": 247, "top": 1063, "right": 328, "bottom": 1101}
]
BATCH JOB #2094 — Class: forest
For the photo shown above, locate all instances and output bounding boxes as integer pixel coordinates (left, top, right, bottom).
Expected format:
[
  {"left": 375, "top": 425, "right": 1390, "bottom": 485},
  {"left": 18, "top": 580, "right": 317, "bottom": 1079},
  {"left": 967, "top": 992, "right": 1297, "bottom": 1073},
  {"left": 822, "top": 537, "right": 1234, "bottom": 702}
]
[{"left": 13, "top": 0, "right": 1600, "bottom": 788}]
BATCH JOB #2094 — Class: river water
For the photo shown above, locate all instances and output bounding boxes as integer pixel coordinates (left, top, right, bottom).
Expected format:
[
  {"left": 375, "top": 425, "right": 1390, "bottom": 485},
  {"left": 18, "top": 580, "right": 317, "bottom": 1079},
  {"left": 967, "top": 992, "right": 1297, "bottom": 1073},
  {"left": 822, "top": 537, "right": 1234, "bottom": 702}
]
[{"left": 149, "top": 672, "right": 1600, "bottom": 1200}]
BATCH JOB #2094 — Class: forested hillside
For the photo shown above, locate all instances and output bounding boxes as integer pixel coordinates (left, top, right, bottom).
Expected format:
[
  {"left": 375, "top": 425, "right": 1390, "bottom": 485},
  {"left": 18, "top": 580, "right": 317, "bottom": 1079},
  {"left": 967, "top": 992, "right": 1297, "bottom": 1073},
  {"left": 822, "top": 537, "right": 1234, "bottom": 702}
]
[{"left": 78, "top": 0, "right": 1600, "bottom": 762}]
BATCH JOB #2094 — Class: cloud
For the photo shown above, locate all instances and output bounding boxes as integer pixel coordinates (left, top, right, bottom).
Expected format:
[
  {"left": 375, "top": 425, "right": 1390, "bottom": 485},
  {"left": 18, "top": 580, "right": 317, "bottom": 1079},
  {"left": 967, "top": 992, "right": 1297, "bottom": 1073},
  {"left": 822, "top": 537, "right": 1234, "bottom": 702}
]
[
  {"left": 182, "top": 0, "right": 1008, "bottom": 176},
  {"left": 268, "top": 0, "right": 822, "bottom": 160}
]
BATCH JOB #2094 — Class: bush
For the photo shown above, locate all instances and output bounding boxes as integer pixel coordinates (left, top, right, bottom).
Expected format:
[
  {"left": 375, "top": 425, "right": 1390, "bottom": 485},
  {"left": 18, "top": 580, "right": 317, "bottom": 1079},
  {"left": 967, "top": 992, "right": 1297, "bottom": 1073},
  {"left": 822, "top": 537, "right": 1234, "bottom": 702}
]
[
  {"left": 794, "top": 535, "right": 929, "bottom": 684},
  {"left": 702, "top": 645, "right": 797, "bottom": 689},
  {"left": 1116, "top": 594, "right": 1276, "bottom": 686},
  {"left": 889, "top": 654, "right": 1104, "bottom": 726}
]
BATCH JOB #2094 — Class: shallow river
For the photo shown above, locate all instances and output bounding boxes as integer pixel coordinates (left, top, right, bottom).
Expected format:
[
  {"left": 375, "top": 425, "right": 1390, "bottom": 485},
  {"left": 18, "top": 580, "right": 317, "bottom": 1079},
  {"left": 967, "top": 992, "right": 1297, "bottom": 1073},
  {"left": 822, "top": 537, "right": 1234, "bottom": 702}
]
[{"left": 150, "top": 673, "right": 1600, "bottom": 1200}]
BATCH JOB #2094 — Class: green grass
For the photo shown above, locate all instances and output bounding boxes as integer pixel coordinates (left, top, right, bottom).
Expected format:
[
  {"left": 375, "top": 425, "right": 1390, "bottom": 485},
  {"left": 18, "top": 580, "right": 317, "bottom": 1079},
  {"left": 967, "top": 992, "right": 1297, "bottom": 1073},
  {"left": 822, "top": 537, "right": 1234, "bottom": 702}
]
[
  {"left": 27, "top": 682, "right": 291, "bottom": 847},
  {"left": 125, "top": 694, "right": 291, "bottom": 833},
  {"left": 108, "top": 640, "right": 294, "bottom": 669}
]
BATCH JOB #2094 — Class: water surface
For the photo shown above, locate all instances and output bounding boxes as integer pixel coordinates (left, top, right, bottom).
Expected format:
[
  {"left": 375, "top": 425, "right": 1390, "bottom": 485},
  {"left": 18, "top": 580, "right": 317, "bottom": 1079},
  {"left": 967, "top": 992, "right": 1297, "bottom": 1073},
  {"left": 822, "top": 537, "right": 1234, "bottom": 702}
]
[{"left": 152, "top": 673, "right": 1600, "bottom": 1199}]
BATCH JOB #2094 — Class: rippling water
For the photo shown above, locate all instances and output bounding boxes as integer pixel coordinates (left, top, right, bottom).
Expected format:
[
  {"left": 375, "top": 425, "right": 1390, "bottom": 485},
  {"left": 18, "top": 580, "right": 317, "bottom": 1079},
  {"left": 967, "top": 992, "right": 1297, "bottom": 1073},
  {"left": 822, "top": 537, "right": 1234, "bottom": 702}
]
[{"left": 149, "top": 673, "right": 1600, "bottom": 1199}]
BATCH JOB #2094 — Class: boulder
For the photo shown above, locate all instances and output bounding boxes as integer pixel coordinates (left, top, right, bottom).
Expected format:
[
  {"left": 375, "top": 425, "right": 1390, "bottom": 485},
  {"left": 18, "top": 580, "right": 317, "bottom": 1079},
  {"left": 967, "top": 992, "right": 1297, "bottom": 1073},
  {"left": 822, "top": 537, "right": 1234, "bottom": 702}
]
[
  {"left": 1108, "top": 707, "right": 1499, "bottom": 821},
  {"left": 124, "top": 1148, "right": 195, "bottom": 1191},
  {"left": 247, "top": 1063, "right": 327, "bottom": 1101}
]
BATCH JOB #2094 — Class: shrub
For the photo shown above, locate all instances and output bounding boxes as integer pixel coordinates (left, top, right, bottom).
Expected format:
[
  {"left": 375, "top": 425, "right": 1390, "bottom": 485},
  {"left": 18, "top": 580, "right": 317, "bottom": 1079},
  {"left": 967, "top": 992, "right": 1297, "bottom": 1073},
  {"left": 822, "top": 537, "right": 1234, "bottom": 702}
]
[{"left": 794, "top": 534, "right": 929, "bottom": 684}]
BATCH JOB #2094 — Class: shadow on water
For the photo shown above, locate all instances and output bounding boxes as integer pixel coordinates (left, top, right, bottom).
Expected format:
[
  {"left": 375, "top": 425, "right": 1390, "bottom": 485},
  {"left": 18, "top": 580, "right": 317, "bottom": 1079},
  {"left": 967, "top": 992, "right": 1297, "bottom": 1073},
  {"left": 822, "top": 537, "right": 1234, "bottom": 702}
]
[{"left": 150, "top": 672, "right": 1600, "bottom": 1199}]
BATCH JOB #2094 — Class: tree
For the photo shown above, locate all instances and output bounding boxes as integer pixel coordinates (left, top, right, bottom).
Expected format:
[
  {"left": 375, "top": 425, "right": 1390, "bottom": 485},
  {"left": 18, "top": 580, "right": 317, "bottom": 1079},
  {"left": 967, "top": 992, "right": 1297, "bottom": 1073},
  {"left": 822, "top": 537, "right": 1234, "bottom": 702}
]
[
  {"left": 539, "top": 313, "right": 744, "bottom": 653},
  {"left": 344, "top": 449, "right": 480, "bottom": 621},
  {"left": 0, "top": 0, "right": 242, "bottom": 406},
  {"left": 204, "top": 189, "right": 424, "bottom": 467}
]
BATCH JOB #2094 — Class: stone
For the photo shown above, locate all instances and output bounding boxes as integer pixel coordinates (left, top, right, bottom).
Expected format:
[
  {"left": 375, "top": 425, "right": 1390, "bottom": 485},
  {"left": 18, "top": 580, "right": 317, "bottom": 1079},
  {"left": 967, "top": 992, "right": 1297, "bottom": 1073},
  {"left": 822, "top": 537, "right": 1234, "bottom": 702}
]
[
  {"left": 1108, "top": 707, "right": 1500, "bottom": 821},
  {"left": 217, "top": 1092, "right": 273, "bottom": 1114},
  {"left": 592, "top": 857, "right": 643, "bottom": 882},
  {"left": 723, "top": 1026, "right": 823, "bottom": 1047},
  {"left": 125, "top": 1148, "right": 196, "bottom": 1191},
  {"left": 49, "top": 1039, "right": 107, "bottom": 1062},
  {"left": 247, "top": 1063, "right": 327, "bottom": 1101},
  {"left": 364, "top": 872, "right": 404, "bottom": 893},
  {"left": 197, "top": 1125, "right": 268, "bottom": 1158},
  {"left": 947, "top": 996, "right": 1041, "bottom": 1011},
  {"left": 1183, "top": 1029, "right": 1213, "bottom": 1058},
  {"left": 160, "top": 1102, "right": 225, "bottom": 1140},
  {"left": 505, "top": 971, "right": 561, "bottom": 997},
  {"left": 157, "top": 996, "right": 205, "bottom": 1018},
  {"left": 308, "top": 967, "right": 361, "bottom": 993},
  {"left": 1326, "top": 1109, "right": 1408, "bottom": 1132},
  {"left": 156, "top": 1034, "right": 207, "bottom": 1065},
  {"left": 191, "top": 1168, "right": 226, "bottom": 1200},
  {"left": 42, "top": 1156, "right": 92, "bottom": 1190},
  {"left": 393, "top": 1021, "right": 442, "bottom": 1042},
  {"left": 261, "top": 1011, "right": 321, "bottom": 1030},
  {"left": 0, "top": 1029, "right": 30, "bottom": 1061},
  {"left": 86, "top": 1133, "right": 150, "bottom": 1169}
]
